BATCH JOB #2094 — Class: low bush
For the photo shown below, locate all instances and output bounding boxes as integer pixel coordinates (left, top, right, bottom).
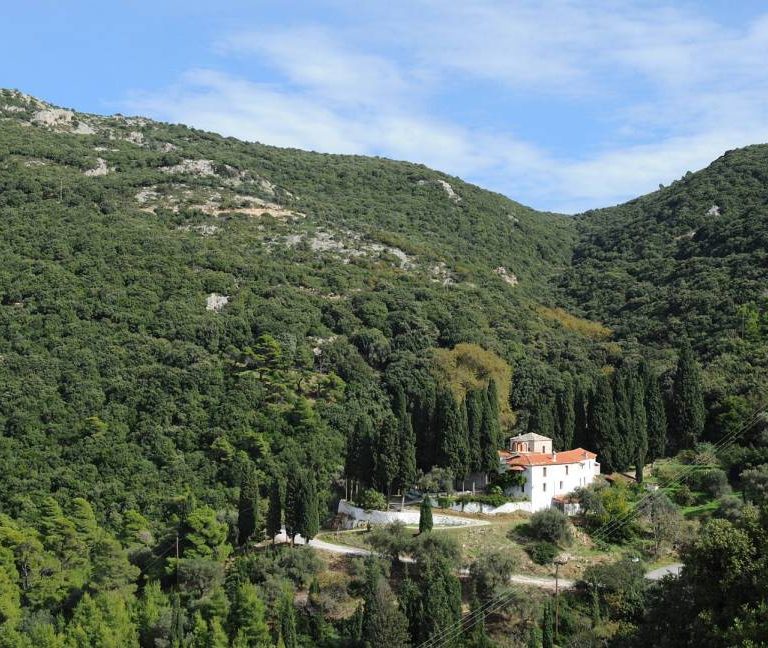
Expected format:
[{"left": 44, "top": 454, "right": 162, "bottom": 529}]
[
  {"left": 528, "top": 508, "right": 572, "bottom": 545},
  {"left": 355, "top": 489, "right": 387, "bottom": 511},
  {"left": 528, "top": 541, "right": 558, "bottom": 565}
]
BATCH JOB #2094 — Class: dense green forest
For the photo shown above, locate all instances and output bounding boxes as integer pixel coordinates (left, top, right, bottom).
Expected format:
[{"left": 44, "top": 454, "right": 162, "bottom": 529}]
[{"left": 0, "top": 89, "right": 767, "bottom": 646}]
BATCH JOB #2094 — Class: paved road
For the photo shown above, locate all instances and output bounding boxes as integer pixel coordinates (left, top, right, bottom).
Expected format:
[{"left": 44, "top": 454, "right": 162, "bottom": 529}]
[{"left": 645, "top": 563, "right": 683, "bottom": 580}]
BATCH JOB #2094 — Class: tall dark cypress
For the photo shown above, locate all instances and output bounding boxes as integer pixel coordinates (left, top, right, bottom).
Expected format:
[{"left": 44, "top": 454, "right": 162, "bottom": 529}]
[
  {"left": 573, "top": 379, "right": 592, "bottom": 449},
  {"left": 529, "top": 394, "right": 556, "bottom": 441},
  {"left": 644, "top": 369, "right": 668, "bottom": 460},
  {"left": 394, "top": 387, "right": 417, "bottom": 493},
  {"left": 465, "top": 389, "right": 484, "bottom": 472},
  {"left": 237, "top": 464, "right": 262, "bottom": 546},
  {"left": 589, "top": 374, "right": 619, "bottom": 473},
  {"left": 285, "top": 468, "right": 318, "bottom": 544},
  {"left": 266, "top": 478, "right": 283, "bottom": 545},
  {"left": 435, "top": 387, "right": 468, "bottom": 482},
  {"left": 556, "top": 378, "right": 576, "bottom": 450},
  {"left": 671, "top": 342, "right": 705, "bottom": 451},
  {"left": 612, "top": 368, "right": 635, "bottom": 471},
  {"left": 375, "top": 417, "right": 400, "bottom": 499},
  {"left": 630, "top": 368, "right": 648, "bottom": 483},
  {"left": 479, "top": 383, "right": 502, "bottom": 473}
]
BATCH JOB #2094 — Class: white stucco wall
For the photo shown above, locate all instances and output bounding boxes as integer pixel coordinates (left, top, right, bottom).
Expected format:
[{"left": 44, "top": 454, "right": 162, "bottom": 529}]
[
  {"left": 506, "top": 459, "right": 601, "bottom": 512},
  {"left": 338, "top": 500, "right": 480, "bottom": 528}
]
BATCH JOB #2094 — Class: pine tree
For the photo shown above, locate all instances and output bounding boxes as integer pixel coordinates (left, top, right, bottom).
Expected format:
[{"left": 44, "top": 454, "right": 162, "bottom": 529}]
[
  {"left": 266, "top": 478, "right": 283, "bottom": 545},
  {"left": 375, "top": 417, "right": 400, "bottom": 499},
  {"left": 237, "top": 464, "right": 261, "bottom": 546},
  {"left": 589, "top": 374, "right": 619, "bottom": 473},
  {"left": 229, "top": 583, "right": 270, "bottom": 647},
  {"left": 671, "top": 342, "right": 705, "bottom": 451},
  {"left": 394, "top": 387, "right": 417, "bottom": 494},
  {"left": 542, "top": 600, "right": 554, "bottom": 648},
  {"left": 644, "top": 369, "right": 668, "bottom": 460},
  {"left": 556, "top": 379, "right": 576, "bottom": 450},
  {"left": 435, "top": 387, "right": 469, "bottom": 483},
  {"left": 419, "top": 497, "right": 433, "bottom": 534}
]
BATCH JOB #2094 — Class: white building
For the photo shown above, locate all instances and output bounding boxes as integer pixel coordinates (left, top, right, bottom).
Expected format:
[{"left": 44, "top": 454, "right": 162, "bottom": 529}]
[{"left": 499, "top": 433, "right": 600, "bottom": 512}]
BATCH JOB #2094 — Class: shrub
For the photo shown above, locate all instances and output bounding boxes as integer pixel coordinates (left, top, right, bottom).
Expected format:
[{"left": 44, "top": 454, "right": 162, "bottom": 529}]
[
  {"left": 356, "top": 489, "right": 387, "bottom": 512},
  {"left": 691, "top": 468, "right": 731, "bottom": 498},
  {"left": 528, "top": 541, "right": 557, "bottom": 565},
  {"left": 673, "top": 484, "right": 695, "bottom": 506},
  {"left": 470, "top": 549, "right": 519, "bottom": 602},
  {"left": 528, "top": 508, "right": 572, "bottom": 545}
]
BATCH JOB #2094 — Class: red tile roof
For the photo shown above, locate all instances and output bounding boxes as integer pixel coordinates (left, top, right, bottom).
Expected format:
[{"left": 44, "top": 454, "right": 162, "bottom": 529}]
[{"left": 501, "top": 448, "right": 597, "bottom": 468}]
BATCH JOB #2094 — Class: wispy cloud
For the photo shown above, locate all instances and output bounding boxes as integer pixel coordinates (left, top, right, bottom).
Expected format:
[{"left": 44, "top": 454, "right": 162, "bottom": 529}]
[{"left": 123, "top": 1, "right": 768, "bottom": 213}]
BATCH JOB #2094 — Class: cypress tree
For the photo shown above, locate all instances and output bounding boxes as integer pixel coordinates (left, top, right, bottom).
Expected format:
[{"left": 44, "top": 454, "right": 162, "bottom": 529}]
[
  {"left": 644, "top": 370, "right": 668, "bottom": 460},
  {"left": 556, "top": 379, "right": 576, "bottom": 450},
  {"left": 542, "top": 600, "right": 554, "bottom": 648},
  {"left": 466, "top": 389, "right": 484, "bottom": 472},
  {"left": 589, "top": 374, "right": 619, "bottom": 473},
  {"left": 435, "top": 387, "right": 468, "bottom": 483},
  {"left": 527, "top": 624, "right": 540, "bottom": 648},
  {"left": 530, "top": 395, "right": 556, "bottom": 442},
  {"left": 375, "top": 416, "right": 400, "bottom": 499},
  {"left": 419, "top": 497, "right": 433, "bottom": 534},
  {"left": 237, "top": 464, "right": 261, "bottom": 546},
  {"left": 399, "top": 576, "right": 422, "bottom": 644},
  {"left": 394, "top": 387, "right": 417, "bottom": 494},
  {"left": 573, "top": 379, "right": 592, "bottom": 449},
  {"left": 420, "top": 555, "right": 462, "bottom": 647},
  {"left": 301, "top": 472, "right": 319, "bottom": 543},
  {"left": 362, "top": 563, "right": 411, "bottom": 648},
  {"left": 612, "top": 368, "right": 635, "bottom": 471},
  {"left": 266, "top": 478, "right": 283, "bottom": 545},
  {"left": 279, "top": 589, "right": 298, "bottom": 648},
  {"left": 285, "top": 468, "right": 317, "bottom": 544},
  {"left": 630, "top": 368, "right": 648, "bottom": 483},
  {"left": 479, "top": 386, "right": 502, "bottom": 474},
  {"left": 671, "top": 342, "right": 705, "bottom": 451}
]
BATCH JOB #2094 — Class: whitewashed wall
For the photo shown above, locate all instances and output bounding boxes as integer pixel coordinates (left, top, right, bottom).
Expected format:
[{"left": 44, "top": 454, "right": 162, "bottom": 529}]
[{"left": 338, "top": 500, "right": 480, "bottom": 528}]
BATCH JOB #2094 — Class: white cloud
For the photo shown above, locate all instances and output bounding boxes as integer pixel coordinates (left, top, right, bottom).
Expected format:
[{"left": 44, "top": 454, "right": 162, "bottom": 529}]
[{"left": 122, "top": 2, "right": 768, "bottom": 213}]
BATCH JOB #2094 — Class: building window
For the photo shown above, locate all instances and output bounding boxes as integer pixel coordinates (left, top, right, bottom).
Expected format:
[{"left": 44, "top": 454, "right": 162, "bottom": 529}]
[
  {"left": 543, "top": 467, "right": 547, "bottom": 477},
  {"left": 543, "top": 483, "right": 547, "bottom": 492},
  {"left": 559, "top": 481, "right": 563, "bottom": 490},
  {"left": 565, "top": 465, "right": 569, "bottom": 475}
]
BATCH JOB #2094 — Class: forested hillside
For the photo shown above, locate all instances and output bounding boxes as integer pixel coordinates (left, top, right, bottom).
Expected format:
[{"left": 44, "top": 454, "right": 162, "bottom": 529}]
[
  {"left": 1, "top": 89, "right": 767, "bottom": 646},
  {"left": 561, "top": 146, "right": 768, "bottom": 440},
  {"left": 0, "top": 89, "right": 597, "bottom": 523}
]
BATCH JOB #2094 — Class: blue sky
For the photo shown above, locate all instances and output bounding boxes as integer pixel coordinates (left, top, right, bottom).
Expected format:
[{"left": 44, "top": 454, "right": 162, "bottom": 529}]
[{"left": 3, "top": 1, "right": 768, "bottom": 213}]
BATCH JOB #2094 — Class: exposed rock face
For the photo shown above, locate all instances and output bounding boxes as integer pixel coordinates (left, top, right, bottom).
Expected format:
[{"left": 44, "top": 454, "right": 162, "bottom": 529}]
[
  {"left": 494, "top": 266, "right": 519, "bottom": 286},
  {"left": 417, "top": 178, "right": 461, "bottom": 202},
  {"left": 706, "top": 204, "right": 721, "bottom": 217},
  {"left": 206, "top": 293, "right": 229, "bottom": 312},
  {"left": 163, "top": 159, "right": 218, "bottom": 177},
  {"left": 84, "top": 158, "right": 109, "bottom": 177},
  {"left": 31, "top": 108, "right": 75, "bottom": 127}
]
